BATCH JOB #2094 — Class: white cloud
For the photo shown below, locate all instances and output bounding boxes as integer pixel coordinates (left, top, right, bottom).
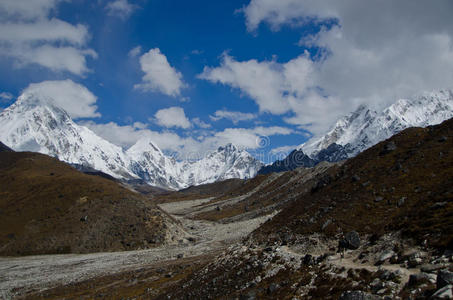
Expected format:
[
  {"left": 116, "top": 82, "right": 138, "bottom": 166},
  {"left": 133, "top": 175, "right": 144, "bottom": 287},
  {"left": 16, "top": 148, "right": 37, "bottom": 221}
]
[
  {"left": 134, "top": 48, "right": 186, "bottom": 97},
  {"left": 154, "top": 106, "right": 191, "bottom": 129},
  {"left": 202, "top": 0, "right": 453, "bottom": 136},
  {"left": 210, "top": 109, "right": 257, "bottom": 124},
  {"left": 270, "top": 145, "right": 299, "bottom": 155},
  {"left": 199, "top": 53, "right": 291, "bottom": 114},
  {"left": 105, "top": 0, "right": 137, "bottom": 20},
  {"left": 192, "top": 117, "right": 211, "bottom": 129},
  {"left": 0, "top": 92, "right": 13, "bottom": 103},
  {"left": 22, "top": 80, "right": 100, "bottom": 119},
  {"left": 0, "top": 0, "right": 60, "bottom": 21},
  {"left": 128, "top": 45, "right": 142, "bottom": 57},
  {"left": 0, "top": 0, "right": 95, "bottom": 75}
]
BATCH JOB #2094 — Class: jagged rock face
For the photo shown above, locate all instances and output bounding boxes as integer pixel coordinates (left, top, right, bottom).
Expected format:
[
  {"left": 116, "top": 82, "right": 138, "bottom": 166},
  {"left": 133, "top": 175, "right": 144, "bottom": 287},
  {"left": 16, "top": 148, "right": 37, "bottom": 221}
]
[
  {"left": 301, "top": 90, "right": 453, "bottom": 158},
  {"left": 258, "top": 149, "right": 316, "bottom": 174},
  {"left": 259, "top": 90, "right": 453, "bottom": 174},
  {"left": 0, "top": 93, "right": 263, "bottom": 190}
]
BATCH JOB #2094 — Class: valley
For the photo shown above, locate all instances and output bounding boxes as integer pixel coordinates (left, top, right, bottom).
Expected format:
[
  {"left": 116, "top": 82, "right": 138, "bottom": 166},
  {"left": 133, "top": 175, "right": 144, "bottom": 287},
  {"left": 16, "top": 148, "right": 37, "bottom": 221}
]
[{"left": 0, "top": 93, "right": 452, "bottom": 299}]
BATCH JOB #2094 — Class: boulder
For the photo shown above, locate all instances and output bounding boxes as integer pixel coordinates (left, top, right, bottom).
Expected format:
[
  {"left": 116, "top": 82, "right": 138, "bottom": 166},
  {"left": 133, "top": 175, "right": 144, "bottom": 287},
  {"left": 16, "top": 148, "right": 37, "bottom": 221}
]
[
  {"left": 343, "top": 231, "right": 360, "bottom": 250},
  {"left": 437, "top": 270, "right": 453, "bottom": 289},
  {"left": 432, "top": 285, "right": 452, "bottom": 299},
  {"left": 339, "top": 290, "right": 380, "bottom": 300}
]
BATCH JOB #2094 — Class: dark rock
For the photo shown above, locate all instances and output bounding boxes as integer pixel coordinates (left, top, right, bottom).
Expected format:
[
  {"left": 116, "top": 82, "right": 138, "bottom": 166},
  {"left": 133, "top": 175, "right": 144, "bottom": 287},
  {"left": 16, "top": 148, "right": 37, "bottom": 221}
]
[
  {"left": 352, "top": 175, "right": 361, "bottom": 182},
  {"left": 258, "top": 149, "right": 316, "bottom": 174},
  {"left": 420, "top": 264, "right": 447, "bottom": 273},
  {"left": 408, "top": 252, "right": 423, "bottom": 267},
  {"left": 0, "top": 142, "right": 13, "bottom": 152},
  {"left": 302, "top": 254, "right": 314, "bottom": 266},
  {"left": 397, "top": 197, "right": 406, "bottom": 207},
  {"left": 267, "top": 283, "right": 280, "bottom": 294},
  {"left": 339, "top": 290, "right": 380, "bottom": 300},
  {"left": 408, "top": 273, "right": 431, "bottom": 286},
  {"left": 322, "top": 219, "right": 332, "bottom": 231},
  {"left": 374, "top": 196, "right": 384, "bottom": 203},
  {"left": 432, "top": 285, "right": 452, "bottom": 299},
  {"left": 380, "top": 141, "right": 397, "bottom": 155},
  {"left": 438, "top": 136, "right": 448, "bottom": 142},
  {"left": 80, "top": 215, "right": 88, "bottom": 222},
  {"left": 343, "top": 231, "right": 360, "bottom": 250},
  {"left": 240, "top": 291, "right": 256, "bottom": 300},
  {"left": 216, "top": 206, "right": 221, "bottom": 211},
  {"left": 437, "top": 270, "right": 453, "bottom": 289},
  {"left": 177, "top": 253, "right": 184, "bottom": 259},
  {"left": 431, "top": 202, "right": 447, "bottom": 209}
]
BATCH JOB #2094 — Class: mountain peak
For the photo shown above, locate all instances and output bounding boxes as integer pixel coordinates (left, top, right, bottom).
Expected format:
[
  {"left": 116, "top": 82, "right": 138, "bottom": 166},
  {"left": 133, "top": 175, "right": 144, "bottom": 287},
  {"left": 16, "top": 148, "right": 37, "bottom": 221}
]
[
  {"left": 217, "top": 143, "right": 238, "bottom": 152},
  {"left": 301, "top": 89, "right": 453, "bottom": 158}
]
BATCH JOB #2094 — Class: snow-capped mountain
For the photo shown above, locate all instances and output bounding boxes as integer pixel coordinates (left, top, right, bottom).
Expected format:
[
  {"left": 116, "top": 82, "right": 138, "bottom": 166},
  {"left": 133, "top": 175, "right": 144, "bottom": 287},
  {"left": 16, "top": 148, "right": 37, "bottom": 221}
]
[
  {"left": 301, "top": 90, "right": 453, "bottom": 159},
  {"left": 177, "top": 144, "right": 263, "bottom": 187},
  {"left": 0, "top": 92, "right": 136, "bottom": 179},
  {"left": 259, "top": 90, "right": 453, "bottom": 174},
  {"left": 0, "top": 93, "right": 263, "bottom": 190}
]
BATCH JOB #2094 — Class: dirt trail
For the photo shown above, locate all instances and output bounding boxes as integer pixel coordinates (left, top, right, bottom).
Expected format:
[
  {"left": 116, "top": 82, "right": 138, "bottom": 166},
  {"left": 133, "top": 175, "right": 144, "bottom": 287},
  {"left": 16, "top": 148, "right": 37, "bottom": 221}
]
[{"left": 0, "top": 198, "right": 274, "bottom": 299}]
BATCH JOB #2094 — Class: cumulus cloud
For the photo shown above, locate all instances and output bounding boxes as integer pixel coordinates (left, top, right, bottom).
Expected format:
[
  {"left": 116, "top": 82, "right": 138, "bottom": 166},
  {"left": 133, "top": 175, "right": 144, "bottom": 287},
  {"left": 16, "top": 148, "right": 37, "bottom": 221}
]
[
  {"left": 154, "top": 106, "right": 191, "bottom": 129},
  {"left": 199, "top": 53, "right": 291, "bottom": 114},
  {"left": 203, "top": 0, "right": 453, "bottom": 136},
  {"left": 0, "top": 0, "right": 95, "bottom": 75},
  {"left": 210, "top": 109, "right": 257, "bottom": 124},
  {"left": 105, "top": 0, "right": 137, "bottom": 20},
  {"left": 22, "top": 80, "right": 100, "bottom": 119},
  {"left": 134, "top": 48, "right": 186, "bottom": 97}
]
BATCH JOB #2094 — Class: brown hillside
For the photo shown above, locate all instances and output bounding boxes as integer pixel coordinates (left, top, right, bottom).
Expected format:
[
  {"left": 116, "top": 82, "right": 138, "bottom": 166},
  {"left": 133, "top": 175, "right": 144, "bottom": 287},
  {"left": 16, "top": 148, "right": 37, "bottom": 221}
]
[
  {"left": 254, "top": 118, "right": 453, "bottom": 250},
  {"left": 0, "top": 151, "right": 173, "bottom": 256}
]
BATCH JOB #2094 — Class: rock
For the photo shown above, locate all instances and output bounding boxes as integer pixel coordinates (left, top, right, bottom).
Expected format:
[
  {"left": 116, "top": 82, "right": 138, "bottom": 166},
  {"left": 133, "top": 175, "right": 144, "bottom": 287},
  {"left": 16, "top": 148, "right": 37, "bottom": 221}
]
[
  {"left": 339, "top": 290, "right": 380, "bottom": 300},
  {"left": 437, "top": 270, "right": 453, "bottom": 289},
  {"left": 431, "top": 202, "right": 448, "bottom": 209},
  {"left": 344, "top": 231, "right": 360, "bottom": 250},
  {"left": 177, "top": 253, "right": 184, "bottom": 259},
  {"left": 267, "top": 283, "right": 280, "bottom": 294},
  {"left": 380, "top": 141, "right": 397, "bottom": 155},
  {"left": 80, "top": 215, "right": 88, "bottom": 222},
  {"left": 420, "top": 264, "right": 447, "bottom": 273},
  {"left": 432, "top": 285, "right": 452, "bottom": 299},
  {"left": 374, "top": 196, "right": 384, "bottom": 203},
  {"left": 302, "top": 254, "right": 313, "bottom": 266},
  {"left": 408, "top": 252, "right": 423, "bottom": 268},
  {"left": 370, "top": 278, "right": 384, "bottom": 292},
  {"left": 216, "top": 206, "right": 221, "bottom": 211},
  {"left": 397, "top": 197, "right": 406, "bottom": 207},
  {"left": 352, "top": 175, "right": 361, "bottom": 182},
  {"left": 240, "top": 291, "right": 256, "bottom": 300},
  {"left": 408, "top": 273, "right": 431, "bottom": 286},
  {"left": 438, "top": 136, "right": 448, "bottom": 142},
  {"left": 322, "top": 219, "right": 332, "bottom": 231}
]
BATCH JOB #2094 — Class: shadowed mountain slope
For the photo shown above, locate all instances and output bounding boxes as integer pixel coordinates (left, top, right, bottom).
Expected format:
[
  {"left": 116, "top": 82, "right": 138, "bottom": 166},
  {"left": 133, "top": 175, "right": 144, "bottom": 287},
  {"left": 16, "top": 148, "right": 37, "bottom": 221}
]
[{"left": 0, "top": 151, "right": 177, "bottom": 256}]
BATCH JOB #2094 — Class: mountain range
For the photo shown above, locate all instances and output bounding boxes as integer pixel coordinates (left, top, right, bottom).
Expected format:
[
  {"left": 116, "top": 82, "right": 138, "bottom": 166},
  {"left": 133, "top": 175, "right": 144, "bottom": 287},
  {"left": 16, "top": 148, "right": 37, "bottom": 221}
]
[
  {"left": 0, "top": 92, "right": 263, "bottom": 190},
  {"left": 259, "top": 90, "right": 453, "bottom": 174}
]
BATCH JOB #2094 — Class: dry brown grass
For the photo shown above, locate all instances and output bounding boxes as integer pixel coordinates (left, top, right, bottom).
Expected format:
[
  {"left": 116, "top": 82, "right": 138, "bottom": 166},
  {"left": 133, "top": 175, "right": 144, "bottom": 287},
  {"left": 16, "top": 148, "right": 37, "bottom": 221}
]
[
  {"left": 0, "top": 152, "right": 169, "bottom": 255},
  {"left": 255, "top": 118, "right": 453, "bottom": 250}
]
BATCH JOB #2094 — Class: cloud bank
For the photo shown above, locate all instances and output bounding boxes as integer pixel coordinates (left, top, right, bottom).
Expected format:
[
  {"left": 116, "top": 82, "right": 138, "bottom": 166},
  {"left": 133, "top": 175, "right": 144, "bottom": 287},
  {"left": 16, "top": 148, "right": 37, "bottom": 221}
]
[
  {"left": 201, "top": 0, "right": 453, "bottom": 135},
  {"left": 0, "top": 0, "right": 96, "bottom": 75}
]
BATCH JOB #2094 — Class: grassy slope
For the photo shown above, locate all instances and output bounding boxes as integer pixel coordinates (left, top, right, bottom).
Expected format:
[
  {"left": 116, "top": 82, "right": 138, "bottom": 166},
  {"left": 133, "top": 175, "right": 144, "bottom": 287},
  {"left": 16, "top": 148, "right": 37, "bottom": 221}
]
[
  {"left": 255, "top": 118, "right": 453, "bottom": 250},
  {"left": 0, "top": 152, "right": 169, "bottom": 256}
]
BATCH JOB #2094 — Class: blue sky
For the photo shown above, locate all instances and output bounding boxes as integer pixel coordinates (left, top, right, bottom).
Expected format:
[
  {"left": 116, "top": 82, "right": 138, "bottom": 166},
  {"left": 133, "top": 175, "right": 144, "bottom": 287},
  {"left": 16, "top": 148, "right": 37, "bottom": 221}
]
[{"left": 1, "top": 0, "right": 453, "bottom": 162}]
